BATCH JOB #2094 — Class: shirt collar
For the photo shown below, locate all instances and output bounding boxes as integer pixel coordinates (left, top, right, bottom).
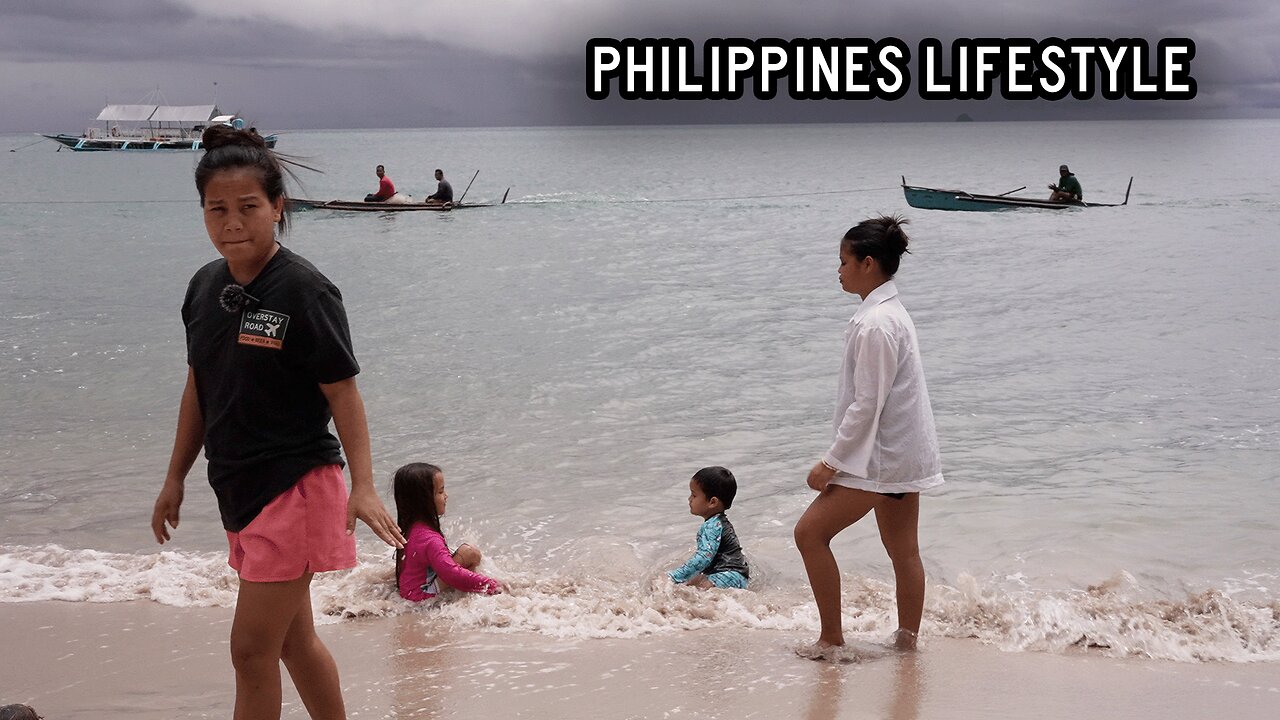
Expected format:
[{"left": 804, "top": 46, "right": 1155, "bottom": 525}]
[{"left": 852, "top": 280, "right": 898, "bottom": 322}]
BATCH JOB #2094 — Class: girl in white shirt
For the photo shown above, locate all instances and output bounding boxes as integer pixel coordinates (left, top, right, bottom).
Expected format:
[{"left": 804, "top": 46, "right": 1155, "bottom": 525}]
[{"left": 794, "top": 215, "right": 943, "bottom": 659}]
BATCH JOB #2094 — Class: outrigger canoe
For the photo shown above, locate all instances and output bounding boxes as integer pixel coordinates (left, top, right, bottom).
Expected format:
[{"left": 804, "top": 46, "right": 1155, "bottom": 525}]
[
  {"left": 45, "top": 132, "right": 278, "bottom": 152},
  {"left": 902, "top": 176, "right": 1133, "bottom": 211},
  {"left": 42, "top": 100, "right": 275, "bottom": 152},
  {"left": 287, "top": 197, "right": 503, "bottom": 213},
  {"left": 289, "top": 171, "right": 508, "bottom": 213}
]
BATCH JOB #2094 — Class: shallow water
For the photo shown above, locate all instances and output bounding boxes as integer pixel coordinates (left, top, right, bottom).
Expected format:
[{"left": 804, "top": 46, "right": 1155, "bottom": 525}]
[{"left": 1, "top": 120, "right": 1278, "bottom": 661}]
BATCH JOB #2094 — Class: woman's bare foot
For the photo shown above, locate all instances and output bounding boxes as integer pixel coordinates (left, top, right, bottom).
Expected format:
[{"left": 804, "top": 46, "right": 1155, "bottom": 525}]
[
  {"left": 795, "top": 640, "right": 845, "bottom": 662},
  {"left": 889, "top": 628, "right": 918, "bottom": 651},
  {"left": 796, "top": 639, "right": 892, "bottom": 663}
]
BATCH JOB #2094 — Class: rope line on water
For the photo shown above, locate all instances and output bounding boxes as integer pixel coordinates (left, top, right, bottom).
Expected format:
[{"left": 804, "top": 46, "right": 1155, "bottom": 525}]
[
  {"left": 0, "top": 185, "right": 899, "bottom": 206},
  {"left": 512, "top": 185, "right": 899, "bottom": 205},
  {"left": 0, "top": 199, "right": 194, "bottom": 205}
]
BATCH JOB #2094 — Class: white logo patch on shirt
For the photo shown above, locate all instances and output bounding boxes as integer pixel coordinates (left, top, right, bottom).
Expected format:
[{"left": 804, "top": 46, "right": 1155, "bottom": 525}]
[{"left": 238, "top": 309, "right": 290, "bottom": 350}]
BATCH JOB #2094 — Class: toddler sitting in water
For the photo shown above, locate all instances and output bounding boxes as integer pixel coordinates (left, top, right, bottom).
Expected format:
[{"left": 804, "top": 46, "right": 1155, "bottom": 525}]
[
  {"left": 668, "top": 466, "right": 750, "bottom": 589},
  {"left": 393, "top": 463, "right": 505, "bottom": 601}
]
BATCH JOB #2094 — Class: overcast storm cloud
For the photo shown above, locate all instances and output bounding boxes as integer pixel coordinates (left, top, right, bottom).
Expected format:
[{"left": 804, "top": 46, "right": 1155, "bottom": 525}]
[{"left": 1, "top": 0, "right": 1276, "bottom": 131}]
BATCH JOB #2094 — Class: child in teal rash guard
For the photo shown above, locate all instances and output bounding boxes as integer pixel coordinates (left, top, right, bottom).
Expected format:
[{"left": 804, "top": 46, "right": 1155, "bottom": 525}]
[{"left": 668, "top": 466, "right": 750, "bottom": 589}]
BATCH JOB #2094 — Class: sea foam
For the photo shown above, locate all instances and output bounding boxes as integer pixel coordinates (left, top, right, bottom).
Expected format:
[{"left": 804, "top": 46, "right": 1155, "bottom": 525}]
[{"left": 3, "top": 543, "right": 1277, "bottom": 663}]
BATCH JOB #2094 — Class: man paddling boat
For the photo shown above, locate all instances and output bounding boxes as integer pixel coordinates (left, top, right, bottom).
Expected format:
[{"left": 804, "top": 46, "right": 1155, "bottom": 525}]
[
  {"left": 1048, "top": 164, "right": 1083, "bottom": 202},
  {"left": 425, "top": 169, "right": 453, "bottom": 205}
]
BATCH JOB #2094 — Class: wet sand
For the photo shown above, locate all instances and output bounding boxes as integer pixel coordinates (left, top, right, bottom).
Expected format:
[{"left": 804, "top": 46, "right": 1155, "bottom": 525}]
[{"left": 2, "top": 600, "right": 1277, "bottom": 719}]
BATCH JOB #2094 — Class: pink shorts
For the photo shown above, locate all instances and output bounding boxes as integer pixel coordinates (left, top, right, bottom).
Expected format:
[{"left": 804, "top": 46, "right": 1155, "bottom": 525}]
[{"left": 226, "top": 464, "right": 357, "bottom": 582}]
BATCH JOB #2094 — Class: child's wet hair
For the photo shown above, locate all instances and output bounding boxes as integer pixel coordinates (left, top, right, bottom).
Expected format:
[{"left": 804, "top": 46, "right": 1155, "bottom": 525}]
[
  {"left": 693, "top": 466, "right": 737, "bottom": 509},
  {"left": 841, "top": 214, "right": 911, "bottom": 277},
  {"left": 391, "top": 462, "right": 444, "bottom": 586},
  {"left": 392, "top": 462, "right": 443, "bottom": 536},
  {"left": 194, "top": 125, "right": 291, "bottom": 234}
]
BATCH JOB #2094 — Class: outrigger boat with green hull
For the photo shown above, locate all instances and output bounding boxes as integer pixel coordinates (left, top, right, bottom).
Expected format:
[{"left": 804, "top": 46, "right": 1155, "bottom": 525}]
[{"left": 902, "top": 176, "right": 1133, "bottom": 211}]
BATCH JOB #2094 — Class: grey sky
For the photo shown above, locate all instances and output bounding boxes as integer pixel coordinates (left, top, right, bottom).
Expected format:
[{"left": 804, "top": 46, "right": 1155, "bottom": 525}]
[{"left": 2, "top": 0, "right": 1276, "bottom": 132}]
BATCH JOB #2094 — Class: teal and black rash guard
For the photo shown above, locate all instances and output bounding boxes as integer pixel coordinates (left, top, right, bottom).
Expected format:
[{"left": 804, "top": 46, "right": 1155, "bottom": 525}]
[{"left": 668, "top": 513, "right": 749, "bottom": 583}]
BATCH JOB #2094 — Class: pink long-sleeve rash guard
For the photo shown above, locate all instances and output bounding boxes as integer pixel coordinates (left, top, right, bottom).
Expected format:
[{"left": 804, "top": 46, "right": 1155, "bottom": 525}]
[{"left": 398, "top": 523, "right": 501, "bottom": 602}]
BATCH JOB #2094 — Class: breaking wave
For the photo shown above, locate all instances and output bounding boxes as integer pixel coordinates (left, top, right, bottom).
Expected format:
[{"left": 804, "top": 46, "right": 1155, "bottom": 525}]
[{"left": 3, "top": 543, "right": 1276, "bottom": 663}]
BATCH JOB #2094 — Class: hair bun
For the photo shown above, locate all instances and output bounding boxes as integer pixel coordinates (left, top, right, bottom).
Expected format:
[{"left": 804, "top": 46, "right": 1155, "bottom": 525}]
[
  {"left": 201, "top": 124, "right": 265, "bottom": 152},
  {"left": 882, "top": 214, "right": 910, "bottom": 255}
]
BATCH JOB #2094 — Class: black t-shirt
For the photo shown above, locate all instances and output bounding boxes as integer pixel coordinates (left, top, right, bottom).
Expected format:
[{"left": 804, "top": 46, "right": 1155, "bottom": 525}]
[
  {"left": 428, "top": 180, "right": 453, "bottom": 202},
  {"left": 182, "top": 245, "right": 360, "bottom": 531}
]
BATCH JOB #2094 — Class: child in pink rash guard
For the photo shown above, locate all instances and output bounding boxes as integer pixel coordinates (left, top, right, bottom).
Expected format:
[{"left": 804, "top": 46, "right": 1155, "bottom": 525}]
[{"left": 392, "top": 463, "right": 505, "bottom": 601}]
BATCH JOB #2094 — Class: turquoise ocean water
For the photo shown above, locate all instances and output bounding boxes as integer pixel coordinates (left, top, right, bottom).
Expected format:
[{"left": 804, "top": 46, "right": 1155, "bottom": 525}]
[{"left": 1, "top": 120, "right": 1277, "bottom": 661}]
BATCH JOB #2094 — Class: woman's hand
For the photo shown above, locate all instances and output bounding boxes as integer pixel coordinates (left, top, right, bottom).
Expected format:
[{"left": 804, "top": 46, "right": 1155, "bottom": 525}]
[
  {"left": 151, "top": 481, "right": 185, "bottom": 544},
  {"left": 346, "top": 484, "right": 405, "bottom": 548},
  {"left": 807, "top": 460, "right": 837, "bottom": 492}
]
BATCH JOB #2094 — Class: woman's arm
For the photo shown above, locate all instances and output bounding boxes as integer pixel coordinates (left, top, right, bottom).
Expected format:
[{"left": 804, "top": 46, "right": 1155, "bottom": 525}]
[
  {"left": 321, "top": 376, "right": 405, "bottom": 548},
  {"left": 151, "top": 367, "right": 204, "bottom": 544},
  {"left": 823, "top": 324, "right": 900, "bottom": 478}
]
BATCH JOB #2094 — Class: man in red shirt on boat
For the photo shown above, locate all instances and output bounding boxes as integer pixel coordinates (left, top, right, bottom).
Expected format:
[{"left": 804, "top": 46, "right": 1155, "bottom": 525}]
[{"left": 365, "top": 165, "right": 396, "bottom": 202}]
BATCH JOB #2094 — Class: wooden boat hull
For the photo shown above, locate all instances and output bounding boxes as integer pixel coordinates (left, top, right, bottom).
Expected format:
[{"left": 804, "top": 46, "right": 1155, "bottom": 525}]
[
  {"left": 42, "top": 134, "right": 278, "bottom": 151},
  {"left": 289, "top": 187, "right": 508, "bottom": 213},
  {"left": 287, "top": 198, "right": 491, "bottom": 213},
  {"left": 902, "top": 177, "right": 1132, "bottom": 211}
]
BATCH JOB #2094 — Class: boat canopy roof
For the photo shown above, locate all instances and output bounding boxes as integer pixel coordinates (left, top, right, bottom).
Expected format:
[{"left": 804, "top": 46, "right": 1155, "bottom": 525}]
[
  {"left": 96, "top": 104, "right": 219, "bottom": 123},
  {"left": 97, "top": 105, "right": 158, "bottom": 122},
  {"left": 151, "top": 105, "right": 217, "bottom": 123}
]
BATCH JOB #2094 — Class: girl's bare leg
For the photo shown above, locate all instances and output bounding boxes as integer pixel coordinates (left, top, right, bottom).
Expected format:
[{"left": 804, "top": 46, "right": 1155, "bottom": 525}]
[
  {"left": 874, "top": 493, "right": 924, "bottom": 649},
  {"left": 452, "top": 543, "right": 482, "bottom": 570},
  {"left": 231, "top": 573, "right": 345, "bottom": 720},
  {"left": 793, "top": 486, "right": 880, "bottom": 647}
]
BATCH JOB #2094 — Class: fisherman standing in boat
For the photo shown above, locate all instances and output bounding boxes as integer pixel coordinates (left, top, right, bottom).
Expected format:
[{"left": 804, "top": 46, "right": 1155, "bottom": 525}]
[
  {"left": 424, "top": 169, "right": 453, "bottom": 205},
  {"left": 365, "top": 165, "right": 397, "bottom": 202},
  {"left": 1048, "top": 165, "right": 1083, "bottom": 202}
]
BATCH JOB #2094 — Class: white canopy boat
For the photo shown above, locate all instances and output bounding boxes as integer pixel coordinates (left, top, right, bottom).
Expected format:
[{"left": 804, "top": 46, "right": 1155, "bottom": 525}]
[{"left": 42, "top": 104, "right": 277, "bottom": 151}]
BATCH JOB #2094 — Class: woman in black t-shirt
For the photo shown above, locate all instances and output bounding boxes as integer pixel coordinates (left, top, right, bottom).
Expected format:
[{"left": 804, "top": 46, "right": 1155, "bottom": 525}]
[{"left": 150, "top": 125, "right": 405, "bottom": 718}]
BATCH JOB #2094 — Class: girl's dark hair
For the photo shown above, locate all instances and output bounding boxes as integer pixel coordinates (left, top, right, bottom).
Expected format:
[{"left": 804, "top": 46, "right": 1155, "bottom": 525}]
[
  {"left": 841, "top": 214, "right": 911, "bottom": 278},
  {"left": 693, "top": 466, "right": 738, "bottom": 510},
  {"left": 194, "top": 125, "right": 291, "bottom": 234},
  {"left": 392, "top": 463, "right": 443, "bottom": 586},
  {"left": 393, "top": 462, "right": 443, "bottom": 535}
]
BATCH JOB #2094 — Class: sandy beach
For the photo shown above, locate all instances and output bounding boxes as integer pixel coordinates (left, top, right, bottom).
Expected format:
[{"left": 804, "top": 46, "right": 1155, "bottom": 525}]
[{"left": 3, "top": 600, "right": 1277, "bottom": 719}]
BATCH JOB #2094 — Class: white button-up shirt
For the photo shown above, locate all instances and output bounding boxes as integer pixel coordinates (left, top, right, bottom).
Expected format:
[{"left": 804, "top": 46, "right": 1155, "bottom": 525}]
[{"left": 824, "top": 281, "right": 944, "bottom": 493}]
